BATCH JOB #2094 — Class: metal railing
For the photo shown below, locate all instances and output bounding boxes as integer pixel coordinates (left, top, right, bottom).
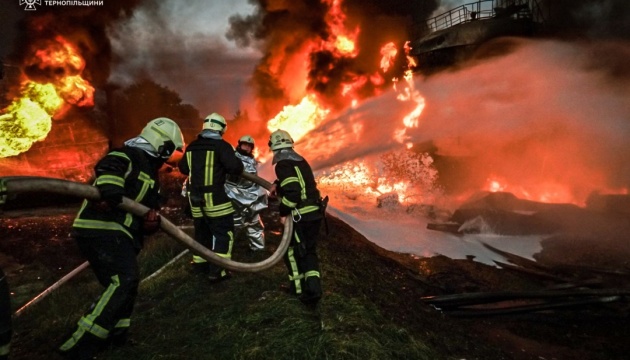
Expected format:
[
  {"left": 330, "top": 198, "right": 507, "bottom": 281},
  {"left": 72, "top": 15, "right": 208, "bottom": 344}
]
[{"left": 426, "top": 0, "right": 544, "bottom": 33}]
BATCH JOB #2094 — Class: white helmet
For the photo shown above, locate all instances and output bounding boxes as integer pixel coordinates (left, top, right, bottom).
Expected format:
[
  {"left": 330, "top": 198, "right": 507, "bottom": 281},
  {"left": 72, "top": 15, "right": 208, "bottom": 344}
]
[
  {"left": 203, "top": 112, "right": 227, "bottom": 134},
  {"left": 139, "top": 117, "right": 185, "bottom": 159},
  {"left": 238, "top": 135, "right": 255, "bottom": 148},
  {"left": 268, "top": 129, "right": 294, "bottom": 151}
]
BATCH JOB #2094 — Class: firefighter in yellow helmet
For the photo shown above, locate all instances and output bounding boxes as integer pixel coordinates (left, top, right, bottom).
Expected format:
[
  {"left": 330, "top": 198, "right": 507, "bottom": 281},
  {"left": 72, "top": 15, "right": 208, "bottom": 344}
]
[
  {"left": 58, "top": 117, "right": 184, "bottom": 359},
  {"left": 179, "top": 113, "right": 244, "bottom": 282},
  {"left": 268, "top": 129, "right": 325, "bottom": 306},
  {"left": 225, "top": 135, "right": 268, "bottom": 251}
]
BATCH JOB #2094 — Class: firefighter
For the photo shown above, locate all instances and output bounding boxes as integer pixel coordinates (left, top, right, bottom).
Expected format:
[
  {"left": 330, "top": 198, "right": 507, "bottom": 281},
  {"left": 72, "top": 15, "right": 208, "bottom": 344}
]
[
  {"left": 58, "top": 117, "right": 184, "bottom": 360},
  {"left": 224, "top": 135, "right": 267, "bottom": 252},
  {"left": 0, "top": 267, "right": 11, "bottom": 360},
  {"left": 268, "top": 129, "right": 325, "bottom": 306},
  {"left": 179, "top": 113, "right": 244, "bottom": 282}
]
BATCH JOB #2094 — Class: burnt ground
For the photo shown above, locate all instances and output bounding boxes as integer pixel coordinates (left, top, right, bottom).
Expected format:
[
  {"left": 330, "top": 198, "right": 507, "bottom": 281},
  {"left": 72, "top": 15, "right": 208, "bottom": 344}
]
[{"left": 1, "top": 177, "right": 630, "bottom": 359}]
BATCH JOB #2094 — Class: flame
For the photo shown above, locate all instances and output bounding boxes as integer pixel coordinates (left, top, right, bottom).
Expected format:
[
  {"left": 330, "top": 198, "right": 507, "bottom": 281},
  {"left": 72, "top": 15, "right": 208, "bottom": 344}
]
[
  {"left": 485, "top": 176, "right": 579, "bottom": 204},
  {"left": 267, "top": 95, "right": 330, "bottom": 142},
  {"left": 322, "top": 0, "right": 359, "bottom": 57},
  {"left": 58, "top": 75, "right": 95, "bottom": 107},
  {"left": 318, "top": 160, "right": 411, "bottom": 203},
  {"left": 0, "top": 82, "right": 63, "bottom": 157},
  {"left": 404, "top": 41, "right": 417, "bottom": 69},
  {"left": 318, "top": 150, "right": 440, "bottom": 205},
  {"left": 32, "top": 36, "right": 85, "bottom": 73},
  {"left": 380, "top": 42, "right": 398, "bottom": 72},
  {"left": 392, "top": 53, "right": 425, "bottom": 147},
  {"left": 0, "top": 36, "right": 95, "bottom": 158},
  {"left": 267, "top": 0, "right": 437, "bottom": 208}
]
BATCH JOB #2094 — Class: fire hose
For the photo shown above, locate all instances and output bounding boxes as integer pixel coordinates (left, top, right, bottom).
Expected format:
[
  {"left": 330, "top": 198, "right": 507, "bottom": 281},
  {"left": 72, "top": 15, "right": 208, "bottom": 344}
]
[{"left": 0, "top": 172, "right": 292, "bottom": 273}]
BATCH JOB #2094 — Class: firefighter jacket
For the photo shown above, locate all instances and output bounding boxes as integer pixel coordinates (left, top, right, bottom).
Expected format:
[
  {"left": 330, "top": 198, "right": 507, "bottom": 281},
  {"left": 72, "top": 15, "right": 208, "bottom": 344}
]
[
  {"left": 179, "top": 131, "right": 244, "bottom": 218},
  {"left": 72, "top": 146, "right": 162, "bottom": 248},
  {"left": 273, "top": 149, "right": 323, "bottom": 221}
]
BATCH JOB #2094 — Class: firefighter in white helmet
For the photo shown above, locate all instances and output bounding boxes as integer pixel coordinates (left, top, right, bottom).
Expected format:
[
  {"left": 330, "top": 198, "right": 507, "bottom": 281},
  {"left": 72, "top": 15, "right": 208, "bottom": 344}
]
[
  {"left": 179, "top": 113, "right": 244, "bottom": 282},
  {"left": 224, "top": 135, "right": 267, "bottom": 251},
  {"left": 268, "top": 129, "right": 326, "bottom": 306},
  {"left": 59, "top": 117, "right": 185, "bottom": 359}
]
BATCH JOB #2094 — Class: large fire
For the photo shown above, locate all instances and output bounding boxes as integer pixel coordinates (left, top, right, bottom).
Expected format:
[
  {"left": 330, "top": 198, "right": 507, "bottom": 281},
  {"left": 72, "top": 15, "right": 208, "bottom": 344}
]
[
  {"left": 259, "top": 0, "right": 629, "bottom": 209},
  {"left": 263, "top": 1, "right": 427, "bottom": 206},
  {"left": 0, "top": 35, "right": 94, "bottom": 158},
  {"left": 2, "top": 0, "right": 624, "bottom": 209}
]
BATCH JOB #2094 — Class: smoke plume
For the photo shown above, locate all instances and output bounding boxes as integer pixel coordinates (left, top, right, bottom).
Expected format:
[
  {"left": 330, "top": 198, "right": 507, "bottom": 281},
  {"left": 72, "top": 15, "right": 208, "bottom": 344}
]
[
  {"left": 227, "top": 0, "right": 440, "bottom": 121},
  {"left": 9, "top": 1, "right": 143, "bottom": 88}
]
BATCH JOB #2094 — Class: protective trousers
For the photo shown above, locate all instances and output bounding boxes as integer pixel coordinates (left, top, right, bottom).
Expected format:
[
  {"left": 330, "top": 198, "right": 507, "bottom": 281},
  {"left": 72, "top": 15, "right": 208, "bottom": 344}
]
[
  {"left": 59, "top": 234, "right": 139, "bottom": 355},
  {"left": 192, "top": 214, "right": 234, "bottom": 278},
  {"left": 0, "top": 268, "right": 11, "bottom": 360},
  {"left": 232, "top": 202, "right": 265, "bottom": 251},
  {"left": 283, "top": 218, "right": 323, "bottom": 304}
]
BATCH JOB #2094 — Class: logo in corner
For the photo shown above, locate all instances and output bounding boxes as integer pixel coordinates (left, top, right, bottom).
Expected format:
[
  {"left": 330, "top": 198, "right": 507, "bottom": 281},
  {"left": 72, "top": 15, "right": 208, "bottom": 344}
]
[{"left": 20, "top": 0, "right": 42, "bottom": 11}]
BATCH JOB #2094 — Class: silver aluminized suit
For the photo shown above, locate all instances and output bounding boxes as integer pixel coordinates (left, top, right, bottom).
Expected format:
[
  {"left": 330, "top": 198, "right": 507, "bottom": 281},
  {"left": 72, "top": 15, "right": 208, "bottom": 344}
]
[{"left": 225, "top": 150, "right": 267, "bottom": 250}]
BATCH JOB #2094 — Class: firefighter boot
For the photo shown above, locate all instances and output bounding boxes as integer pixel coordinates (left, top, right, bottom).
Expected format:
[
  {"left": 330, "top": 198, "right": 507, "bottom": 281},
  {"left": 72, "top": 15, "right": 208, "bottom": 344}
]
[
  {"left": 208, "top": 267, "right": 231, "bottom": 284},
  {"left": 299, "top": 276, "right": 322, "bottom": 306},
  {"left": 58, "top": 331, "right": 106, "bottom": 360},
  {"left": 190, "top": 261, "right": 209, "bottom": 275},
  {"left": 107, "top": 328, "right": 130, "bottom": 348}
]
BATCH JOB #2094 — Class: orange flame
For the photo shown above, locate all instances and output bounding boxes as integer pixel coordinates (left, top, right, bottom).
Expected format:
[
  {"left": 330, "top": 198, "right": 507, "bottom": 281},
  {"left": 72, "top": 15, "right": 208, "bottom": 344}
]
[
  {"left": 322, "top": 0, "right": 360, "bottom": 57},
  {"left": 318, "top": 150, "right": 441, "bottom": 205},
  {"left": 380, "top": 42, "right": 398, "bottom": 72},
  {"left": 267, "top": 95, "right": 330, "bottom": 142},
  {"left": 261, "top": 1, "right": 437, "bottom": 209},
  {"left": 0, "top": 36, "right": 95, "bottom": 158}
]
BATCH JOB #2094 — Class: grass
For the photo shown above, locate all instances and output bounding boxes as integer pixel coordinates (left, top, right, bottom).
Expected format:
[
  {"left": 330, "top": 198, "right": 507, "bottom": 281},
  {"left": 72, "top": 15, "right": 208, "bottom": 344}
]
[
  {"left": 7, "top": 203, "right": 509, "bottom": 360},
  {"left": 5, "top": 172, "right": 630, "bottom": 360}
]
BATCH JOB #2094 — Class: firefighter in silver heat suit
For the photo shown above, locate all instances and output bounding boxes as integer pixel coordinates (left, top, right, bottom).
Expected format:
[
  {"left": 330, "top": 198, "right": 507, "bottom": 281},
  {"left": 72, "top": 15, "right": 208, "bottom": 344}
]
[{"left": 225, "top": 135, "right": 267, "bottom": 251}]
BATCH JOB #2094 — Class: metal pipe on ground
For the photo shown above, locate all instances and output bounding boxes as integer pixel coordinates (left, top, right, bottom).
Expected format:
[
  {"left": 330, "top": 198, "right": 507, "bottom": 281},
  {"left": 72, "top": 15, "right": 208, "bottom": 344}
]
[
  {"left": 15, "top": 243, "right": 188, "bottom": 317},
  {"left": 13, "top": 261, "right": 90, "bottom": 317}
]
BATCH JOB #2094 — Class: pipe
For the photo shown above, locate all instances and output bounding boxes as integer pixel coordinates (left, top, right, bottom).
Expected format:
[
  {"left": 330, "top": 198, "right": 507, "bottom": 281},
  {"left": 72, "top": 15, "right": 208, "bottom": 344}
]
[
  {"left": 15, "top": 248, "right": 191, "bottom": 317},
  {"left": 140, "top": 249, "right": 189, "bottom": 284},
  {"left": 0, "top": 174, "right": 292, "bottom": 273},
  {"left": 13, "top": 261, "right": 90, "bottom": 317}
]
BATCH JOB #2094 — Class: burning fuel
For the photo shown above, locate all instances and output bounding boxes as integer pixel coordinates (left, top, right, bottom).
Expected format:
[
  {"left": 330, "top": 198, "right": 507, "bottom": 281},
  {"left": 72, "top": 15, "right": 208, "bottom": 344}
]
[
  {"left": 1, "top": 0, "right": 628, "bottom": 208},
  {"left": 0, "top": 35, "right": 94, "bottom": 158},
  {"left": 266, "top": 95, "right": 330, "bottom": 143},
  {"left": 0, "top": 82, "right": 61, "bottom": 158}
]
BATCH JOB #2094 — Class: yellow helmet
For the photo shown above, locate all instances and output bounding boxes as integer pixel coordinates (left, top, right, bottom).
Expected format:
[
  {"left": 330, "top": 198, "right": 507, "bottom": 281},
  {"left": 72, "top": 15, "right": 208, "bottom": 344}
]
[
  {"left": 202, "top": 112, "right": 227, "bottom": 134},
  {"left": 139, "top": 117, "right": 185, "bottom": 159},
  {"left": 238, "top": 135, "right": 255, "bottom": 147},
  {"left": 268, "top": 129, "right": 294, "bottom": 151}
]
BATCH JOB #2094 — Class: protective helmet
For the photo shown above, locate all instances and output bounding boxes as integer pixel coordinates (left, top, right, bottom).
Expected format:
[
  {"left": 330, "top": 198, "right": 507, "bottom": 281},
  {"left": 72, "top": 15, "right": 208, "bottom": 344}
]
[
  {"left": 139, "top": 117, "right": 185, "bottom": 159},
  {"left": 268, "top": 129, "right": 294, "bottom": 151},
  {"left": 238, "top": 135, "right": 255, "bottom": 148},
  {"left": 202, "top": 112, "right": 227, "bottom": 134}
]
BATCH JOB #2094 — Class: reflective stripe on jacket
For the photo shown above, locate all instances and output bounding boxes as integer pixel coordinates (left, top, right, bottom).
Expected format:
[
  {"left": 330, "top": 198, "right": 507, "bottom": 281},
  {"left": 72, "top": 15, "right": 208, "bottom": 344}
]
[
  {"left": 274, "top": 157, "right": 322, "bottom": 220},
  {"left": 72, "top": 147, "right": 161, "bottom": 242},
  {"left": 179, "top": 135, "right": 244, "bottom": 218}
]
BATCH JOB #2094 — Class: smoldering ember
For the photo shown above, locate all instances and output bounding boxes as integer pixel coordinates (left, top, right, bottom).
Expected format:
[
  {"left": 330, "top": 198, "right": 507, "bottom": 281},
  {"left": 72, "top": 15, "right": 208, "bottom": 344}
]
[{"left": 1, "top": 1, "right": 630, "bottom": 360}]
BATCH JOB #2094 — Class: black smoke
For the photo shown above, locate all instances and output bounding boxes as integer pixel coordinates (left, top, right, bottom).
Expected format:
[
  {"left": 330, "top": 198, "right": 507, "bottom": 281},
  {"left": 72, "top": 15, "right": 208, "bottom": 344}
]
[
  {"left": 8, "top": 1, "right": 143, "bottom": 88},
  {"left": 227, "top": 0, "right": 440, "bottom": 120},
  {"left": 540, "top": 0, "right": 630, "bottom": 40}
]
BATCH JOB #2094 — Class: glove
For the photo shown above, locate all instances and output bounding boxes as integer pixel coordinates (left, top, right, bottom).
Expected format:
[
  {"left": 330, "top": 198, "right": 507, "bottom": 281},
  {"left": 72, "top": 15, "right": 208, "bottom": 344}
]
[{"left": 143, "top": 209, "right": 161, "bottom": 235}]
